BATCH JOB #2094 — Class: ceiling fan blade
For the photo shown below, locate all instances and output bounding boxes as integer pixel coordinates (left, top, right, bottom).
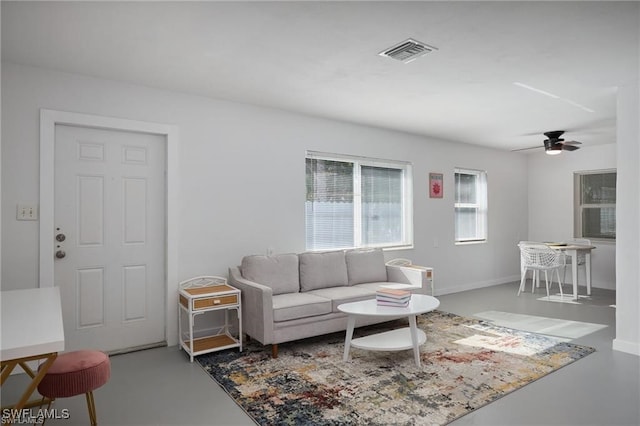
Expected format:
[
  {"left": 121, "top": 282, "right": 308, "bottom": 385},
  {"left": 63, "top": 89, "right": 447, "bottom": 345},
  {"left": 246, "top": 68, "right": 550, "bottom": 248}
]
[
  {"left": 562, "top": 144, "right": 580, "bottom": 151},
  {"left": 563, "top": 140, "right": 582, "bottom": 145},
  {"left": 563, "top": 118, "right": 616, "bottom": 133},
  {"left": 511, "top": 145, "right": 542, "bottom": 152}
]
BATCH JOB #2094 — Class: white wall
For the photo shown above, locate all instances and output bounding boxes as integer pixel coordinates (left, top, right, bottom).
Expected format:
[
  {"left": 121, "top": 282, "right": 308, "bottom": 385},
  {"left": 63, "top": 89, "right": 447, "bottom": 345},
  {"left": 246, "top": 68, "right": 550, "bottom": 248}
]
[
  {"left": 613, "top": 5, "right": 640, "bottom": 356},
  {"left": 528, "top": 144, "right": 617, "bottom": 289},
  {"left": 1, "top": 62, "right": 527, "bottom": 301},
  {"left": 613, "top": 81, "right": 640, "bottom": 356}
]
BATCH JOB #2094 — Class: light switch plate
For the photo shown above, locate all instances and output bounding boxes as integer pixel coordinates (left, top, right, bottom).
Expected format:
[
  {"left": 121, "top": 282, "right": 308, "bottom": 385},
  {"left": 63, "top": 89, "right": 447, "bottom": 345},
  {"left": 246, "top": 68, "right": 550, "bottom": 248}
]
[{"left": 17, "top": 204, "right": 38, "bottom": 221}]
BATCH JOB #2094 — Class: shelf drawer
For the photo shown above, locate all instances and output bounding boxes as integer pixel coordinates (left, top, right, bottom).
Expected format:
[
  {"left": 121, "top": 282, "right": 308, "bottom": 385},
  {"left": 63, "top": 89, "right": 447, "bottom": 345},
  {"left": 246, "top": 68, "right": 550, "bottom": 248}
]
[{"left": 193, "top": 294, "right": 238, "bottom": 310}]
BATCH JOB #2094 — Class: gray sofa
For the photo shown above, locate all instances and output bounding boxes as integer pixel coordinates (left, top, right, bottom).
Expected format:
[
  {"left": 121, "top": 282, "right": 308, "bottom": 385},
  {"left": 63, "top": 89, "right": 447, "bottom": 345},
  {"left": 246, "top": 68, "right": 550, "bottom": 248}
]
[{"left": 228, "top": 248, "right": 433, "bottom": 357}]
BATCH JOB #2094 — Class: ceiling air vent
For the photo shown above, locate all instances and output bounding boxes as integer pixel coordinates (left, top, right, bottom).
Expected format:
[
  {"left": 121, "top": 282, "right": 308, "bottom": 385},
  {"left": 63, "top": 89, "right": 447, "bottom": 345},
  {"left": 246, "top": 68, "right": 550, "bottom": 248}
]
[{"left": 379, "top": 38, "right": 437, "bottom": 63}]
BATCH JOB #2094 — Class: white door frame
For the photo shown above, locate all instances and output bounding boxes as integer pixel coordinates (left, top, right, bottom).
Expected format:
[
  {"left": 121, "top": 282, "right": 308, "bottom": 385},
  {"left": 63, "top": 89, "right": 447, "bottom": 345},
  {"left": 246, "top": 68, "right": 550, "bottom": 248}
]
[{"left": 39, "top": 109, "right": 180, "bottom": 347}]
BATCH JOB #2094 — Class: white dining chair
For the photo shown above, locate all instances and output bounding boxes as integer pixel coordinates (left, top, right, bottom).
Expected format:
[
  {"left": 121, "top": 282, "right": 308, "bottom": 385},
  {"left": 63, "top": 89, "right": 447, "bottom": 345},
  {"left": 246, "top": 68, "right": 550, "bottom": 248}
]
[
  {"left": 517, "top": 243, "right": 565, "bottom": 298},
  {"left": 517, "top": 241, "right": 539, "bottom": 285}
]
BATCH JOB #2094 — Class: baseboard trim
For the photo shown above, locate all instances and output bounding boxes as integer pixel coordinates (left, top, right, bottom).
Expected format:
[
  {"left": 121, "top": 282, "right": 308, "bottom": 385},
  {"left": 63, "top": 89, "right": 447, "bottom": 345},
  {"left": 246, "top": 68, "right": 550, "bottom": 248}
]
[
  {"left": 436, "top": 275, "right": 521, "bottom": 296},
  {"left": 436, "top": 275, "right": 616, "bottom": 297},
  {"left": 612, "top": 338, "right": 640, "bottom": 356}
]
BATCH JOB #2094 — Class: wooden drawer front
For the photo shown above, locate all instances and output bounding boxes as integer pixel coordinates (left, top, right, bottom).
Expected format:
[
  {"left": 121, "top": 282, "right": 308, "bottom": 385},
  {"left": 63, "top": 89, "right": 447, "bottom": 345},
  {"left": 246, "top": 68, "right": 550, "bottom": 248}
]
[
  {"left": 179, "top": 294, "right": 189, "bottom": 309},
  {"left": 194, "top": 294, "right": 238, "bottom": 310}
]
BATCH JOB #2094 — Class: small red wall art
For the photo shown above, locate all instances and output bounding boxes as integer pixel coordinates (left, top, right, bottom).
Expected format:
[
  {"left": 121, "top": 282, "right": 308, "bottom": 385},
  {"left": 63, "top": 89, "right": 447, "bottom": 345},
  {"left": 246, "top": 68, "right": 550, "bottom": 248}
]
[{"left": 429, "top": 173, "right": 443, "bottom": 198}]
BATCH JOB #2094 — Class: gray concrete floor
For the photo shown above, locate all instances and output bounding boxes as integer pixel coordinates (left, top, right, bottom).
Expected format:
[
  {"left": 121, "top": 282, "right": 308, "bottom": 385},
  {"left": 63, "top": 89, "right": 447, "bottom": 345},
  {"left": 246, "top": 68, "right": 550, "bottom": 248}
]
[{"left": 2, "top": 282, "right": 639, "bottom": 425}]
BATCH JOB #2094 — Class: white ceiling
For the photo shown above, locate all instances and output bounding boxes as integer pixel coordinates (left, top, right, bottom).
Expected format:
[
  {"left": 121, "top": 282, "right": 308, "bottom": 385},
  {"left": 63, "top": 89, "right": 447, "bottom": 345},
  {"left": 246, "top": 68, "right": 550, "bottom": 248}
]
[{"left": 2, "top": 1, "right": 638, "bottom": 152}]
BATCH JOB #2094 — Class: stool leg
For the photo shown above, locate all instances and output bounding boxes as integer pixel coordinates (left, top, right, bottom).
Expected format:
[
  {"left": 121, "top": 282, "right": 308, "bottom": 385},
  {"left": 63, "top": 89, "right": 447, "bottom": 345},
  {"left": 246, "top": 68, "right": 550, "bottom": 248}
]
[
  {"left": 85, "top": 391, "right": 97, "bottom": 426},
  {"left": 37, "top": 397, "right": 54, "bottom": 426}
]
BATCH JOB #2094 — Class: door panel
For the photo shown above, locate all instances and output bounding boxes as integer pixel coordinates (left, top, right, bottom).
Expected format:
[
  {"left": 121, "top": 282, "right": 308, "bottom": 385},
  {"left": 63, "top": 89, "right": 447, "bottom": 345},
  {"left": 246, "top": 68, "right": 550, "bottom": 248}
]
[
  {"left": 77, "top": 267, "right": 105, "bottom": 328},
  {"left": 123, "top": 265, "right": 147, "bottom": 322},
  {"left": 77, "top": 175, "right": 104, "bottom": 246},
  {"left": 54, "top": 124, "right": 166, "bottom": 352}
]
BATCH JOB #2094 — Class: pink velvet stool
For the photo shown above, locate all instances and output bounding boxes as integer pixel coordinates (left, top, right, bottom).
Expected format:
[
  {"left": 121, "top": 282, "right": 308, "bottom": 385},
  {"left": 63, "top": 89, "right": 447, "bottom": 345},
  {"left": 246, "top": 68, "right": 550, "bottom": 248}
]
[{"left": 38, "top": 350, "right": 110, "bottom": 426}]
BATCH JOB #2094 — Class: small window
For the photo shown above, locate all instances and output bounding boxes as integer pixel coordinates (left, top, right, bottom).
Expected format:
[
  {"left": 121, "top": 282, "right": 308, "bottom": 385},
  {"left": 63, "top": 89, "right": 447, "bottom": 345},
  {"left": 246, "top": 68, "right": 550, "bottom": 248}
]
[
  {"left": 305, "top": 151, "right": 413, "bottom": 251},
  {"left": 574, "top": 170, "right": 616, "bottom": 240},
  {"left": 454, "top": 168, "right": 488, "bottom": 243}
]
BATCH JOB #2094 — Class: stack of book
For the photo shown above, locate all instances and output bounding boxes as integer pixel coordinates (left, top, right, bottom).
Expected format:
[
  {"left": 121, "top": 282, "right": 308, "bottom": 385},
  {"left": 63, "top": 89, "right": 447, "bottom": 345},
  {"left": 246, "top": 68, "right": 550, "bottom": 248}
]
[{"left": 376, "top": 288, "right": 411, "bottom": 307}]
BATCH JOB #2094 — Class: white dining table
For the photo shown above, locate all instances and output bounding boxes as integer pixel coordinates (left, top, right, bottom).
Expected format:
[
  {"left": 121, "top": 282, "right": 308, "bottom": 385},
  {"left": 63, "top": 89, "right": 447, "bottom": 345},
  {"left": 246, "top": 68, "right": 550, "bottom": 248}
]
[
  {"left": 1, "top": 287, "right": 65, "bottom": 421},
  {"left": 547, "top": 243, "right": 596, "bottom": 301}
]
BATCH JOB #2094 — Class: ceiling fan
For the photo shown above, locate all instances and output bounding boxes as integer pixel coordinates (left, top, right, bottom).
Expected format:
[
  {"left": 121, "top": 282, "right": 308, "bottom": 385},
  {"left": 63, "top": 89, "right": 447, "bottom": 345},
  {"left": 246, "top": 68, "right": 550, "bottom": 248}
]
[{"left": 513, "top": 130, "right": 582, "bottom": 155}]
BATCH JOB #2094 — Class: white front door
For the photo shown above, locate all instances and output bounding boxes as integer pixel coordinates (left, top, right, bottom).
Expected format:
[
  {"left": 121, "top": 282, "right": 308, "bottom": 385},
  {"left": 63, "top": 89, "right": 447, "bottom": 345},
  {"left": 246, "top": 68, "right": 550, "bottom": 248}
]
[{"left": 54, "top": 124, "right": 166, "bottom": 353}]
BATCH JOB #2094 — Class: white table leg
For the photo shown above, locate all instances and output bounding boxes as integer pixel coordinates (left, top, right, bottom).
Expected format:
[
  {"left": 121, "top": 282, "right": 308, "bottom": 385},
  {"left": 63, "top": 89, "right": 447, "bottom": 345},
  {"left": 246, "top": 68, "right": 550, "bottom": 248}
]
[
  {"left": 585, "top": 251, "right": 592, "bottom": 296},
  {"left": 408, "top": 315, "right": 421, "bottom": 367},
  {"left": 570, "top": 249, "right": 579, "bottom": 301},
  {"left": 343, "top": 316, "right": 356, "bottom": 362}
]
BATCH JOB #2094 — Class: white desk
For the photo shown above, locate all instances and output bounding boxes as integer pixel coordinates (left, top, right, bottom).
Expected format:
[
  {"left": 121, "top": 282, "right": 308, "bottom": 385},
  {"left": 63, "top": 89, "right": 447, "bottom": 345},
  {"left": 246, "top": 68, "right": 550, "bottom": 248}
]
[
  {"left": 547, "top": 243, "right": 596, "bottom": 301},
  {"left": 1, "top": 287, "right": 65, "bottom": 420},
  {"left": 338, "top": 294, "right": 440, "bottom": 367}
]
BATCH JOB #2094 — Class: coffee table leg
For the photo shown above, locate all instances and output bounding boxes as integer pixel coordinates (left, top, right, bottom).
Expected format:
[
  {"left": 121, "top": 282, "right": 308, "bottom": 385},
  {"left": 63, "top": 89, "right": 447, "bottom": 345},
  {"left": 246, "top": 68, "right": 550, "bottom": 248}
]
[
  {"left": 343, "top": 316, "right": 356, "bottom": 362},
  {"left": 408, "top": 315, "right": 421, "bottom": 367}
]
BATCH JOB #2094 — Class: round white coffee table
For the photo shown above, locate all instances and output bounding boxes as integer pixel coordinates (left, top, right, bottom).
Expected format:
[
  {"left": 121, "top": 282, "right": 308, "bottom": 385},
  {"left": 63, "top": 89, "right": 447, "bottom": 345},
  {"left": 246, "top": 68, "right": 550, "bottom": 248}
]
[{"left": 337, "top": 294, "right": 440, "bottom": 367}]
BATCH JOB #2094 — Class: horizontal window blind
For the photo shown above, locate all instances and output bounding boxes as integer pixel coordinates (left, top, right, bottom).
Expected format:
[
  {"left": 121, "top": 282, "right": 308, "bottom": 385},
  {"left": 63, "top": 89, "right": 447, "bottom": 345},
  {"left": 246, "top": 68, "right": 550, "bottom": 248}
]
[
  {"left": 361, "top": 165, "right": 403, "bottom": 246},
  {"left": 305, "top": 158, "right": 354, "bottom": 249},
  {"left": 454, "top": 168, "right": 487, "bottom": 243}
]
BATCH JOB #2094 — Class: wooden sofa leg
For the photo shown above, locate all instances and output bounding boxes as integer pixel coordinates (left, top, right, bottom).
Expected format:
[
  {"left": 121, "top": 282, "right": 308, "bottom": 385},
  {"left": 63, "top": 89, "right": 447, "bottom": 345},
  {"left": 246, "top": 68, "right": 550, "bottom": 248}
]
[{"left": 271, "top": 344, "right": 278, "bottom": 358}]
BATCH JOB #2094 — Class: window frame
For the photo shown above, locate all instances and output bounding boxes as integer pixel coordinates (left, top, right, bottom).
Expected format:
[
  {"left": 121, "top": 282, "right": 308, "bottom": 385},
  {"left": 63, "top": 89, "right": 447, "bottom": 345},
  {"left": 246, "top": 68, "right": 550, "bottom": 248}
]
[
  {"left": 454, "top": 167, "right": 488, "bottom": 244},
  {"left": 305, "top": 151, "right": 413, "bottom": 251},
  {"left": 574, "top": 169, "right": 616, "bottom": 241}
]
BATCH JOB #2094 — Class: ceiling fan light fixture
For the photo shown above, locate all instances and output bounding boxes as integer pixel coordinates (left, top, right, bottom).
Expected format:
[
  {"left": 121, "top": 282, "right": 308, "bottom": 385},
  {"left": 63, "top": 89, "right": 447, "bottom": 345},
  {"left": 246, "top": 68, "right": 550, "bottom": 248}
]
[
  {"left": 544, "top": 139, "right": 563, "bottom": 155},
  {"left": 545, "top": 147, "right": 562, "bottom": 155}
]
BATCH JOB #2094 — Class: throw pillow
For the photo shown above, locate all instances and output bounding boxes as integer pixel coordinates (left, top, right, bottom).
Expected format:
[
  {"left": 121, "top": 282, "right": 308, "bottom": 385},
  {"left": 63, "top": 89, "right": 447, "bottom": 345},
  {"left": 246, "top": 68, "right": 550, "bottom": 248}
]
[{"left": 345, "top": 248, "right": 387, "bottom": 285}]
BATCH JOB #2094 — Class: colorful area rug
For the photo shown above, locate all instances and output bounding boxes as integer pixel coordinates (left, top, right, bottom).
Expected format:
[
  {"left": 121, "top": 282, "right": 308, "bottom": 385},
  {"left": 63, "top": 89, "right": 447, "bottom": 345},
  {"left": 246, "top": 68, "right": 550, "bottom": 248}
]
[{"left": 197, "top": 311, "right": 594, "bottom": 425}]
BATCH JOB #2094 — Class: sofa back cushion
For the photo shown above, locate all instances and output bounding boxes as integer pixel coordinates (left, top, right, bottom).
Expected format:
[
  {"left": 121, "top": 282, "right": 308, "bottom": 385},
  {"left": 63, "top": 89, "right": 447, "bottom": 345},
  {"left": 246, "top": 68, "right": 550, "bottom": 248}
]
[
  {"left": 241, "top": 254, "right": 300, "bottom": 295},
  {"left": 299, "top": 251, "right": 348, "bottom": 291},
  {"left": 346, "top": 248, "right": 388, "bottom": 285}
]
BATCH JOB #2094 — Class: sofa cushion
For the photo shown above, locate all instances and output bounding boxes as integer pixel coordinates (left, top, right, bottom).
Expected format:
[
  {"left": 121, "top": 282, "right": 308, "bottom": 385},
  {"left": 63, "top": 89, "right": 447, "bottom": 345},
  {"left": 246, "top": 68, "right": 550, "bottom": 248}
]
[
  {"left": 299, "top": 251, "right": 348, "bottom": 291},
  {"left": 241, "top": 254, "right": 299, "bottom": 295},
  {"left": 307, "top": 286, "right": 377, "bottom": 312},
  {"left": 272, "top": 293, "right": 332, "bottom": 322},
  {"left": 346, "top": 248, "right": 387, "bottom": 285}
]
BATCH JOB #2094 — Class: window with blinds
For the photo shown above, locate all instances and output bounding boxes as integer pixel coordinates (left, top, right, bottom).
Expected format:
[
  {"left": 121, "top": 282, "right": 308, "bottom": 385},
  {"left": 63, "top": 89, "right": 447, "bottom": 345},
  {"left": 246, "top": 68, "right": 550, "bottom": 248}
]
[
  {"left": 574, "top": 170, "right": 616, "bottom": 240},
  {"left": 305, "top": 152, "right": 412, "bottom": 251},
  {"left": 454, "top": 168, "right": 488, "bottom": 243}
]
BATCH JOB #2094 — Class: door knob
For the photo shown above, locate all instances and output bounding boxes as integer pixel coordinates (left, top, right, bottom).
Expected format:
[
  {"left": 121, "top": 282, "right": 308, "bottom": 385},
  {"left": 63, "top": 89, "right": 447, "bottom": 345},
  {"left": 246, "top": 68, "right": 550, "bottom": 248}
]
[
  {"left": 56, "top": 233, "right": 66, "bottom": 242},
  {"left": 55, "top": 250, "right": 66, "bottom": 259}
]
